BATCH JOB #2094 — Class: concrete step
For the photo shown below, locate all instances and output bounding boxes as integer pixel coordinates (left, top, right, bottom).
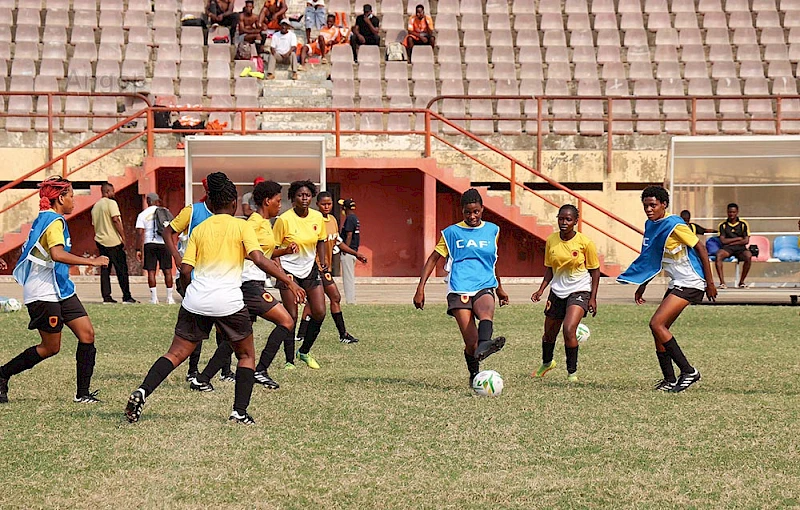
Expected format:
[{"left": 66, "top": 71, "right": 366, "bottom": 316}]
[
  {"left": 259, "top": 96, "right": 331, "bottom": 107},
  {"left": 259, "top": 112, "right": 331, "bottom": 123}
]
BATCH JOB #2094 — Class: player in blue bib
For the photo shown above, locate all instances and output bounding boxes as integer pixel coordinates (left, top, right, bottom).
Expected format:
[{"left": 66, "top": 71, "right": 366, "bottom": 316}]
[
  {"left": 414, "top": 189, "right": 509, "bottom": 387},
  {"left": 0, "top": 177, "right": 109, "bottom": 405}
]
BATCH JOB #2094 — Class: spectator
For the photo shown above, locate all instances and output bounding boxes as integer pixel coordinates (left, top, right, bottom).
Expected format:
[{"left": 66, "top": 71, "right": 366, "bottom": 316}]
[
  {"left": 403, "top": 4, "right": 435, "bottom": 60},
  {"left": 305, "top": 0, "right": 327, "bottom": 48},
  {"left": 206, "top": 0, "right": 239, "bottom": 39},
  {"left": 135, "top": 193, "right": 175, "bottom": 305},
  {"left": 339, "top": 198, "right": 362, "bottom": 304},
  {"left": 351, "top": 4, "right": 380, "bottom": 62},
  {"left": 680, "top": 210, "right": 712, "bottom": 236},
  {"left": 300, "top": 14, "right": 343, "bottom": 66},
  {"left": 237, "top": 0, "right": 262, "bottom": 45},
  {"left": 259, "top": 0, "right": 288, "bottom": 32},
  {"left": 242, "top": 177, "right": 265, "bottom": 218},
  {"left": 267, "top": 19, "right": 299, "bottom": 80},
  {"left": 91, "top": 183, "right": 136, "bottom": 304},
  {"left": 715, "top": 203, "right": 752, "bottom": 289}
]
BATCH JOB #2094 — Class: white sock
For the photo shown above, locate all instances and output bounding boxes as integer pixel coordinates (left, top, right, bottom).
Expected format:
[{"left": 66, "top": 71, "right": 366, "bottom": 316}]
[
  {"left": 166, "top": 287, "right": 174, "bottom": 300},
  {"left": 149, "top": 287, "right": 157, "bottom": 301}
]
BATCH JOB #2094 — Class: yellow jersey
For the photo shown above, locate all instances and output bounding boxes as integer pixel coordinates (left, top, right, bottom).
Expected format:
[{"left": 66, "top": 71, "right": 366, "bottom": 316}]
[
  {"left": 273, "top": 208, "right": 327, "bottom": 278},
  {"left": 241, "top": 212, "right": 276, "bottom": 282},
  {"left": 544, "top": 231, "right": 600, "bottom": 298}
]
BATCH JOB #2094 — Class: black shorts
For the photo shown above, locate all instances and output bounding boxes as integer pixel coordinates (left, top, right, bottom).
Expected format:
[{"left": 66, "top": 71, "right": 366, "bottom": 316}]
[
  {"left": 321, "top": 270, "right": 336, "bottom": 287},
  {"left": 174, "top": 306, "right": 253, "bottom": 343},
  {"left": 242, "top": 280, "right": 281, "bottom": 322},
  {"left": 544, "top": 291, "right": 590, "bottom": 320},
  {"left": 718, "top": 244, "right": 748, "bottom": 258},
  {"left": 664, "top": 286, "right": 704, "bottom": 305},
  {"left": 143, "top": 243, "right": 173, "bottom": 271},
  {"left": 26, "top": 295, "right": 88, "bottom": 333},
  {"left": 446, "top": 288, "right": 495, "bottom": 316},
  {"left": 276, "top": 265, "right": 322, "bottom": 291}
]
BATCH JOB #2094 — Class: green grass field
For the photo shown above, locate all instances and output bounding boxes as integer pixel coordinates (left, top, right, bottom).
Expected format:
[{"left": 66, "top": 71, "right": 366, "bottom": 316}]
[{"left": 0, "top": 303, "right": 797, "bottom": 509}]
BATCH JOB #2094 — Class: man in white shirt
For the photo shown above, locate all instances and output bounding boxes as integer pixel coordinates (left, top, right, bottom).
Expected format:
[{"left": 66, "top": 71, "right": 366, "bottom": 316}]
[
  {"left": 135, "top": 193, "right": 175, "bottom": 304},
  {"left": 267, "top": 19, "right": 299, "bottom": 80}
]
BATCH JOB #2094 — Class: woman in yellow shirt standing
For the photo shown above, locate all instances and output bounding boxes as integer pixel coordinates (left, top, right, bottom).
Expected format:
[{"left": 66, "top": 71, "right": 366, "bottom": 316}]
[{"left": 531, "top": 204, "right": 600, "bottom": 382}]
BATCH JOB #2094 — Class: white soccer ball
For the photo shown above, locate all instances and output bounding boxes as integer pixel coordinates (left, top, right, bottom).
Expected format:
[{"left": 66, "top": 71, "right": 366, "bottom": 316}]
[
  {"left": 472, "top": 370, "right": 504, "bottom": 397},
  {"left": 576, "top": 323, "right": 591, "bottom": 343},
  {"left": 3, "top": 298, "right": 21, "bottom": 313}
]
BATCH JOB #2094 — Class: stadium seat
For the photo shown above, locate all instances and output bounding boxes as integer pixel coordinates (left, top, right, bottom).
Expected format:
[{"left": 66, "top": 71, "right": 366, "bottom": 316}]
[
  {"left": 773, "top": 236, "right": 800, "bottom": 261},
  {"left": 605, "top": 79, "right": 634, "bottom": 134}
]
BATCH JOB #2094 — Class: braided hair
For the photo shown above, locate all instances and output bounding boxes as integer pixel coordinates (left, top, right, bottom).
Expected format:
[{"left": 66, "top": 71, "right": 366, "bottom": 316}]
[
  {"left": 206, "top": 172, "right": 238, "bottom": 212},
  {"left": 288, "top": 180, "right": 318, "bottom": 200},
  {"left": 38, "top": 176, "right": 72, "bottom": 211},
  {"left": 460, "top": 188, "right": 483, "bottom": 208},
  {"left": 253, "top": 180, "right": 282, "bottom": 208},
  {"left": 558, "top": 204, "right": 579, "bottom": 218}
]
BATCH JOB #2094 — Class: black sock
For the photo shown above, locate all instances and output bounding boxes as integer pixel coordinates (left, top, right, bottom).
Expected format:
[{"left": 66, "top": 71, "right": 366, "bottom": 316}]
[
  {"left": 233, "top": 367, "right": 255, "bottom": 414},
  {"left": 478, "top": 320, "right": 493, "bottom": 343},
  {"left": 187, "top": 341, "right": 202, "bottom": 374},
  {"left": 215, "top": 332, "right": 232, "bottom": 375},
  {"left": 284, "top": 330, "right": 295, "bottom": 364},
  {"left": 662, "top": 337, "right": 693, "bottom": 374},
  {"left": 656, "top": 351, "right": 676, "bottom": 382},
  {"left": 464, "top": 350, "right": 480, "bottom": 378},
  {"left": 0, "top": 346, "right": 44, "bottom": 380},
  {"left": 297, "top": 315, "right": 311, "bottom": 339},
  {"left": 199, "top": 340, "right": 234, "bottom": 383},
  {"left": 256, "top": 325, "right": 291, "bottom": 372},
  {"left": 299, "top": 318, "right": 324, "bottom": 355},
  {"left": 565, "top": 346, "right": 579, "bottom": 374},
  {"left": 75, "top": 342, "right": 96, "bottom": 396},
  {"left": 542, "top": 341, "right": 556, "bottom": 364},
  {"left": 140, "top": 356, "right": 175, "bottom": 397},
  {"left": 332, "top": 312, "right": 347, "bottom": 337}
]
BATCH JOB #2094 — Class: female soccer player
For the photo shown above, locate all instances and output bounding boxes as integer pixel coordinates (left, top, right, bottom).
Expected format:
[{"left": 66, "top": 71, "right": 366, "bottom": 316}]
[
  {"left": 190, "top": 180, "right": 300, "bottom": 391},
  {"left": 618, "top": 186, "right": 717, "bottom": 393},
  {"left": 296, "top": 191, "right": 367, "bottom": 345},
  {"left": 530, "top": 204, "right": 600, "bottom": 382},
  {"left": 124, "top": 173, "right": 306, "bottom": 425},
  {"left": 413, "top": 188, "right": 508, "bottom": 386},
  {"left": 273, "top": 180, "right": 328, "bottom": 369},
  {"left": 0, "top": 176, "right": 109, "bottom": 404}
]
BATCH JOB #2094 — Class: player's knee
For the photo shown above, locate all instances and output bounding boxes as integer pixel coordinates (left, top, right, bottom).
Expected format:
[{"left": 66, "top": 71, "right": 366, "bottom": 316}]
[{"left": 648, "top": 317, "right": 663, "bottom": 333}]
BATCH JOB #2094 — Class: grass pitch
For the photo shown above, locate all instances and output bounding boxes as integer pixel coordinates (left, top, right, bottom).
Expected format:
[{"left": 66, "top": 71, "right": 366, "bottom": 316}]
[{"left": 0, "top": 303, "right": 798, "bottom": 509}]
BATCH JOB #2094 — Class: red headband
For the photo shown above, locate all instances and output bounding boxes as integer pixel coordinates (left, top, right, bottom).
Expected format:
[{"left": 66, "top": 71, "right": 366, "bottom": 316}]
[{"left": 38, "top": 178, "right": 71, "bottom": 211}]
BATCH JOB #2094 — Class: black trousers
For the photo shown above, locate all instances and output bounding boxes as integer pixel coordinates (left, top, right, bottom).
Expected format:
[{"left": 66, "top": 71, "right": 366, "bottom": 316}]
[{"left": 96, "top": 242, "right": 132, "bottom": 301}]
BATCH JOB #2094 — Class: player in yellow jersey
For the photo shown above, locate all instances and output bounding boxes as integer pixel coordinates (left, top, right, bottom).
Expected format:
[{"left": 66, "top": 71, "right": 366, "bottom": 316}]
[
  {"left": 125, "top": 173, "right": 306, "bottom": 425},
  {"left": 296, "top": 191, "right": 368, "bottom": 345},
  {"left": 273, "top": 180, "right": 328, "bottom": 369},
  {"left": 531, "top": 205, "right": 600, "bottom": 382}
]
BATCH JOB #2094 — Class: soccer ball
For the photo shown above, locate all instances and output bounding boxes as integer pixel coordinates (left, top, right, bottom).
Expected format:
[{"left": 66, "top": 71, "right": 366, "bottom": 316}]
[
  {"left": 472, "top": 370, "right": 504, "bottom": 397},
  {"left": 576, "top": 323, "right": 591, "bottom": 343},
  {"left": 2, "top": 298, "right": 21, "bottom": 313}
]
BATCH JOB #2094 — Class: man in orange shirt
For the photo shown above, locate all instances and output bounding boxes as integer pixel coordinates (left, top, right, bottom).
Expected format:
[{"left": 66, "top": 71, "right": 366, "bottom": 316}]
[
  {"left": 300, "top": 13, "right": 343, "bottom": 65},
  {"left": 258, "top": 0, "right": 288, "bottom": 31},
  {"left": 404, "top": 4, "right": 435, "bottom": 60}
]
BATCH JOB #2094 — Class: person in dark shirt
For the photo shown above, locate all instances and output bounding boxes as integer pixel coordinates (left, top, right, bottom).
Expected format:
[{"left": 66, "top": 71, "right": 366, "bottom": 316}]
[
  {"left": 351, "top": 4, "right": 380, "bottom": 62},
  {"left": 679, "top": 210, "right": 712, "bottom": 236},
  {"left": 715, "top": 203, "right": 752, "bottom": 289},
  {"left": 339, "top": 198, "right": 361, "bottom": 304}
]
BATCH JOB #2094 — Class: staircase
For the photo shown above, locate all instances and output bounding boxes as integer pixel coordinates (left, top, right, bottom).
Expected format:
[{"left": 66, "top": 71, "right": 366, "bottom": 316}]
[{"left": 258, "top": 66, "right": 333, "bottom": 132}]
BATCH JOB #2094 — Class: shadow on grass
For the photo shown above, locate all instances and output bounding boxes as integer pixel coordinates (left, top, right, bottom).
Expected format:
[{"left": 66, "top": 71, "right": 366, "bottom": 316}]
[{"left": 342, "top": 376, "right": 462, "bottom": 392}]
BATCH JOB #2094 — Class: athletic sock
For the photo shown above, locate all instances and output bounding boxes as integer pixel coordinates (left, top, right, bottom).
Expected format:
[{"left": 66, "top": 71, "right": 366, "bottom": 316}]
[
  {"left": 297, "top": 315, "right": 311, "bottom": 339},
  {"left": 232, "top": 367, "right": 255, "bottom": 414},
  {"left": 140, "top": 356, "right": 175, "bottom": 397},
  {"left": 215, "top": 333, "right": 232, "bottom": 375},
  {"left": 166, "top": 287, "right": 174, "bottom": 301},
  {"left": 478, "top": 320, "right": 493, "bottom": 343},
  {"left": 656, "top": 351, "right": 677, "bottom": 382},
  {"left": 662, "top": 337, "right": 694, "bottom": 374},
  {"left": 542, "top": 341, "right": 556, "bottom": 364},
  {"left": 464, "top": 350, "right": 480, "bottom": 378},
  {"left": 0, "top": 346, "right": 44, "bottom": 380},
  {"left": 149, "top": 287, "right": 157, "bottom": 302},
  {"left": 565, "top": 346, "right": 579, "bottom": 374},
  {"left": 298, "top": 318, "right": 324, "bottom": 355},
  {"left": 199, "top": 341, "right": 234, "bottom": 383},
  {"left": 332, "top": 312, "right": 347, "bottom": 338},
  {"left": 187, "top": 341, "right": 202, "bottom": 374},
  {"left": 284, "top": 331, "right": 295, "bottom": 364},
  {"left": 75, "top": 342, "right": 96, "bottom": 396},
  {"left": 256, "top": 325, "right": 291, "bottom": 372}
]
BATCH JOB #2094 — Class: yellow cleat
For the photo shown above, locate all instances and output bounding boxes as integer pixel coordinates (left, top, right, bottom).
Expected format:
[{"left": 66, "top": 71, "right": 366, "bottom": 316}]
[
  {"left": 297, "top": 352, "right": 320, "bottom": 369},
  {"left": 532, "top": 360, "right": 556, "bottom": 378},
  {"left": 567, "top": 373, "right": 579, "bottom": 382}
]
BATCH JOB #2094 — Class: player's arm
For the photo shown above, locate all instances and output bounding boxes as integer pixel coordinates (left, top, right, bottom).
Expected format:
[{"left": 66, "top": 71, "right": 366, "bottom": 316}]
[
  {"left": 136, "top": 227, "right": 145, "bottom": 262},
  {"left": 496, "top": 276, "right": 509, "bottom": 306},
  {"left": 337, "top": 240, "right": 367, "bottom": 263},
  {"left": 588, "top": 268, "right": 600, "bottom": 316},
  {"left": 249, "top": 250, "right": 306, "bottom": 303},
  {"left": 413, "top": 250, "right": 443, "bottom": 310},
  {"left": 112, "top": 214, "right": 126, "bottom": 246},
  {"left": 531, "top": 267, "right": 553, "bottom": 302},
  {"left": 179, "top": 262, "right": 194, "bottom": 290},
  {"left": 162, "top": 224, "right": 182, "bottom": 266},
  {"left": 51, "top": 246, "right": 108, "bottom": 267},
  {"left": 316, "top": 240, "right": 328, "bottom": 271}
]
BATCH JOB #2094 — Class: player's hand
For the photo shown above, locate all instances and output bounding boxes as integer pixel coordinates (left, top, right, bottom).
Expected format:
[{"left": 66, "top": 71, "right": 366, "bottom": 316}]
[
  {"left": 289, "top": 281, "right": 307, "bottom": 304},
  {"left": 531, "top": 289, "right": 544, "bottom": 302},
  {"left": 413, "top": 288, "right": 425, "bottom": 310},
  {"left": 634, "top": 285, "right": 646, "bottom": 305},
  {"left": 356, "top": 252, "right": 368, "bottom": 264},
  {"left": 0, "top": 258, "right": 6, "bottom": 270},
  {"left": 497, "top": 288, "right": 509, "bottom": 306},
  {"left": 94, "top": 256, "right": 110, "bottom": 267},
  {"left": 706, "top": 283, "right": 717, "bottom": 302},
  {"left": 288, "top": 242, "right": 299, "bottom": 254},
  {"left": 588, "top": 297, "right": 598, "bottom": 317},
  {"left": 135, "top": 250, "right": 143, "bottom": 263}
]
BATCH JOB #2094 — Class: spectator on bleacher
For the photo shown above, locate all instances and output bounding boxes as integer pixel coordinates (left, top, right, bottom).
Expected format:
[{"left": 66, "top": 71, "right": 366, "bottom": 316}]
[
  {"left": 206, "top": 0, "right": 239, "bottom": 39},
  {"left": 351, "top": 4, "right": 380, "bottom": 62},
  {"left": 715, "top": 203, "right": 752, "bottom": 289},
  {"left": 91, "top": 183, "right": 136, "bottom": 304},
  {"left": 259, "top": 0, "right": 288, "bottom": 32},
  {"left": 300, "top": 14, "right": 344, "bottom": 66},
  {"left": 237, "top": 0, "right": 263, "bottom": 46},
  {"left": 267, "top": 19, "right": 300, "bottom": 80},
  {"left": 403, "top": 4, "right": 435, "bottom": 60},
  {"left": 305, "top": 0, "right": 327, "bottom": 48},
  {"left": 680, "top": 210, "right": 712, "bottom": 236}
]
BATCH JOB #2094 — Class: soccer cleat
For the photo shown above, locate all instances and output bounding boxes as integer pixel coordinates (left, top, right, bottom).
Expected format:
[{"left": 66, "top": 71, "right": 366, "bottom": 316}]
[
  {"left": 219, "top": 371, "right": 236, "bottom": 382},
  {"left": 189, "top": 377, "right": 214, "bottom": 392},
  {"left": 654, "top": 379, "right": 677, "bottom": 391},
  {"left": 339, "top": 332, "right": 359, "bottom": 344},
  {"left": 297, "top": 352, "right": 320, "bottom": 369},
  {"left": 668, "top": 369, "right": 701, "bottom": 393},
  {"left": 295, "top": 336, "right": 304, "bottom": 343},
  {"left": 532, "top": 360, "right": 557, "bottom": 378},
  {"left": 186, "top": 371, "right": 199, "bottom": 382},
  {"left": 476, "top": 336, "right": 506, "bottom": 362},
  {"left": 254, "top": 370, "right": 280, "bottom": 389},
  {"left": 0, "top": 377, "right": 8, "bottom": 404},
  {"left": 284, "top": 362, "right": 296, "bottom": 370},
  {"left": 124, "top": 389, "right": 146, "bottom": 423},
  {"left": 229, "top": 410, "right": 256, "bottom": 425},
  {"left": 74, "top": 390, "right": 101, "bottom": 403},
  {"left": 567, "top": 373, "right": 579, "bottom": 383}
]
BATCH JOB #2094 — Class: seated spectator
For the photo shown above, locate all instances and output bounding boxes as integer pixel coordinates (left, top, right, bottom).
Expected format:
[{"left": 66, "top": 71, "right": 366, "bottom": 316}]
[
  {"left": 259, "top": 0, "right": 288, "bottom": 32},
  {"left": 206, "top": 0, "right": 239, "bottom": 38},
  {"left": 237, "top": 0, "right": 262, "bottom": 45},
  {"left": 305, "top": 0, "right": 327, "bottom": 48},
  {"left": 680, "top": 210, "right": 712, "bottom": 236},
  {"left": 403, "top": 4, "right": 435, "bottom": 60},
  {"left": 267, "top": 19, "right": 299, "bottom": 80},
  {"left": 351, "top": 4, "right": 380, "bottom": 62},
  {"left": 715, "top": 203, "right": 752, "bottom": 288},
  {"left": 300, "top": 14, "right": 345, "bottom": 66}
]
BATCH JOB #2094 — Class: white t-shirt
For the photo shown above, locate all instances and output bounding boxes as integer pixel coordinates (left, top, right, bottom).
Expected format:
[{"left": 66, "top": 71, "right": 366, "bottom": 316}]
[
  {"left": 135, "top": 205, "right": 165, "bottom": 245},
  {"left": 271, "top": 30, "right": 298, "bottom": 55}
]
